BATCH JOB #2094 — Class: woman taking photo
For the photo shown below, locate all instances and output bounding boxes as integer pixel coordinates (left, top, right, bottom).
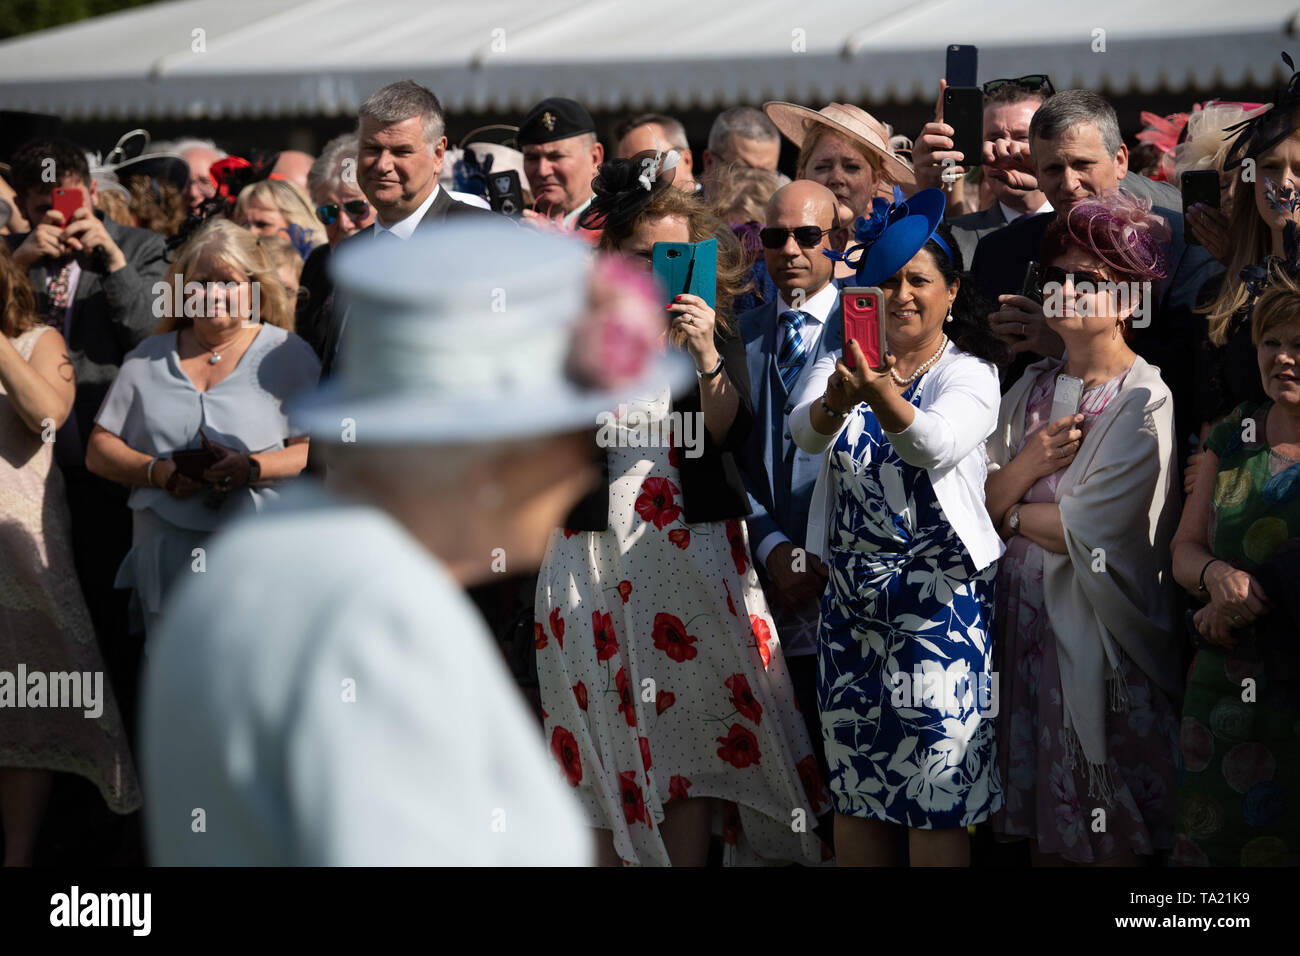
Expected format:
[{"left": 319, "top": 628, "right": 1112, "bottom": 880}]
[
  {"left": 86, "top": 219, "right": 320, "bottom": 637},
  {"left": 0, "top": 246, "right": 139, "bottom": 864},
  {"left": 536, "top": 155, "right": 826, "bottom": 867},
  {"left": 1170, "top": 268, "right": 1300, "bottom": 866},
  {"left": 790, "top": 188, "right": 1008, "bottom": 865},
  {"left": 985, "top": 193, "right": 1184, "bottom": 865}
]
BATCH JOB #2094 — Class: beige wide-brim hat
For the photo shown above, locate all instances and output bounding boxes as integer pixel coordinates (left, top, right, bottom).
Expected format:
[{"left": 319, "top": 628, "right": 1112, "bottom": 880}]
[{"left": 764, "top": 101, "right": 915, "bottom": 186}]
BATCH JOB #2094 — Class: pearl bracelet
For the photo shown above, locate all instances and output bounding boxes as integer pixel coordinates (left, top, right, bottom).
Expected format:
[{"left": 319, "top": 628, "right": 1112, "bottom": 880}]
[{"left": 820, "top": 395, "right": 846, "bottom": 419}]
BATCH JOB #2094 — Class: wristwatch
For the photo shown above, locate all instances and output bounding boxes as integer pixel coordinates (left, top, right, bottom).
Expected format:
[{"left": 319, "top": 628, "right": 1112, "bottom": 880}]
[
  {"left": 697, "top": 355, "right": 725, "bottom": 380},
  {"left": 1008, "top": 504, "right": 1021, "bottom": 532},
  {"left": 246, "top": 455, "right": 262, "bottom": 485}
]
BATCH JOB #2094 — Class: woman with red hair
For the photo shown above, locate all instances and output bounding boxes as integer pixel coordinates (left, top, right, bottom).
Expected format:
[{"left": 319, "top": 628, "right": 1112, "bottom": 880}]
[{"left": 984, "top": 193, "right": 1184, "bottom": 865}]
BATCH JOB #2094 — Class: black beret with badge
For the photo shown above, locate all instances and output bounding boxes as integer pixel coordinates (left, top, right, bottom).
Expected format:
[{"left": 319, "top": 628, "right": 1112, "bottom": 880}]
[{"left": 517, "top": 97, "right": 596, "bottom": 147}]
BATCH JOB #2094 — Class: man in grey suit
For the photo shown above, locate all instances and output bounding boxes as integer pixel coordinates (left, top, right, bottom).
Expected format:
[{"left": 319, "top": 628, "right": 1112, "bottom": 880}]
[
  {"left": 738, "top": 180, "right": 842, "bottom": 807},
  {"left": 7, "top": 136, "right": 169, "bottom": 724},
  {"left": 319, "top": 80, "right": 491, "bottom": 377}
]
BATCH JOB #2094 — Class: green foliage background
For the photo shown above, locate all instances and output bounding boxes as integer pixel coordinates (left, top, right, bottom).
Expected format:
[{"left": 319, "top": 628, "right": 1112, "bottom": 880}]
[{"left": 0, "top": 0, "right": 167, "bottom": 41}]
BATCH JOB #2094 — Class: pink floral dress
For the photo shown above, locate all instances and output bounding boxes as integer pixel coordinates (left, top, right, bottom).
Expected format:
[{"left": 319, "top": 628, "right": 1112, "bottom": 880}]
[
  {"left": 535, "top": 388, "right": 828, "bottom": 866},
  {"left": 990, "top": 363, "right": 1180, "bottom": 862}
]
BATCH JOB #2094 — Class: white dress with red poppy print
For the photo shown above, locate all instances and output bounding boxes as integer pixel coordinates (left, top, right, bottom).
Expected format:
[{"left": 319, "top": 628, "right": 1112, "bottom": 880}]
[{"left": 536, "top": 388, "right": 828, "bottom": 866}]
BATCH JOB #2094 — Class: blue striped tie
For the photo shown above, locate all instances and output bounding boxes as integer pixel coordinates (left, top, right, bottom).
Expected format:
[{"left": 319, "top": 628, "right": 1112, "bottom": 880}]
[{"left": 777, "top": 309, "right": 808, "bottom": 392}]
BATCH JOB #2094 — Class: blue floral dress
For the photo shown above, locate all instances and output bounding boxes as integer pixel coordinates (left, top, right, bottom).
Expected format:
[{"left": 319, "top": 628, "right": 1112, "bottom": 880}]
[{"left": 818, "top": 376, "right": 1002, "bottom": 829}]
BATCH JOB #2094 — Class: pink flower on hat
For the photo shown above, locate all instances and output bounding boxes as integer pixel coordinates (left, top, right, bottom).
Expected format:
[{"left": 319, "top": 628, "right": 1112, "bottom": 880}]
[{"left": 566, "top": 254, "right": 666, "bottom": 390}]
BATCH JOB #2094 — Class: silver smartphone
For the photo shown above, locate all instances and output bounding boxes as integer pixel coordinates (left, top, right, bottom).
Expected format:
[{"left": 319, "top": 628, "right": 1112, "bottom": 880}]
[{"left": 1050, "top": 374, "right": 1084, "bottom": 424}]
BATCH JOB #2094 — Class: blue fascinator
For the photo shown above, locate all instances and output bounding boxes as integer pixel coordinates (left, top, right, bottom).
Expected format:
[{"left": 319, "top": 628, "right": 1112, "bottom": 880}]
[{"left": 825, "top": 187, "right": 951, "bottom": 285}]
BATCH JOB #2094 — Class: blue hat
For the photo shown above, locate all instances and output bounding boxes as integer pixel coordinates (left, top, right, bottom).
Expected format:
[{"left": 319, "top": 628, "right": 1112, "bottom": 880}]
[{"left": 828, "top": 187, "right": 951, "bottom": 286}]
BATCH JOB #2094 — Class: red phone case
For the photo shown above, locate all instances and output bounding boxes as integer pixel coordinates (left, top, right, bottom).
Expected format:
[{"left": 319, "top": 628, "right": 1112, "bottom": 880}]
[
  {"left": 841, "top": 287, "right": 886, "bottom": 369},
  {"left": 51, "top": 188, "right": 82, "bottom": 229}
]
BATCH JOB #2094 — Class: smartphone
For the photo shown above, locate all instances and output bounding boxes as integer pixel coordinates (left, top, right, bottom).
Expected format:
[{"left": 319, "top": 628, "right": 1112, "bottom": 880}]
[
  {"left": 51, "top": 186, "right": 82, "bottom": 229},
  {"left": 170, "top": 448, "right": 220, "bottom": 482},
  {"left": 945, "top": 44, "right": 978, "bottom": 88},
  {"left": 841, "top": 286, "right": 887, "bottom": 370},
  {"left": 944, "top": 86, "right": 984, "bottom": 167},
  {"left": 652, "top": 239, "right": 717, "bottom": 311},
  {"left": 1020, "top": 261, "right": 1043, "bottom": 303},
  {"left": 1181, "top": 169, "right": 1220, "bottom": 246},
  {"left": 487, "top": 169, "right": 525, "bottom": 217},
  {"left": 1050, "top": 374, "right": 1084, "bottom": 425}
]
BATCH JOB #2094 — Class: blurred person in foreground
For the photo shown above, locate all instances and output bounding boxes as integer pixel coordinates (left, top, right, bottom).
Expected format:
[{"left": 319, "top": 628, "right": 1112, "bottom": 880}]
[
  {"left": 537, "top": 156, "right": 827, "bottom": 867},
  {"left": 985, "top": 194, "right": 1183, "bottom": 865},
  {"left": 1169, "top": 262, "right": 1300, "bottom": 867},
  {"left": 139, "top": 219, "right": 640, "bottom": 865},
  {"left": 0, "top": 245, "right": 140, "bottom": 865},
  {"left": 85, "top": 219, "right": 318, "bottom": 639}
]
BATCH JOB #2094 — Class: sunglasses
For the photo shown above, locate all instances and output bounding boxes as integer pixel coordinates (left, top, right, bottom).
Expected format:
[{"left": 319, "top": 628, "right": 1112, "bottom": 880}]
[
  {"left": 1041, "top": 266, "right": 1110, "bottom": 289},
  {"left": 982, "top": 74, "right": 1056, "bottom": 96},
  {"left": 759, "top": 226, "right": 832, "bottom": 250},
  {"left": 315, "top": 199, "right": 371, "bottom": 225}
]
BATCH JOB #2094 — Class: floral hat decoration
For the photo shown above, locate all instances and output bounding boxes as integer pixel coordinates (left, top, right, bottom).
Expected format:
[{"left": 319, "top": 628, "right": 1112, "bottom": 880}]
[
  {"left": 824, "top": 186, "right": 950, "bottom": 286},
  {"left": 1222, "top": 52, "right": 1300, "bottom": 173}
]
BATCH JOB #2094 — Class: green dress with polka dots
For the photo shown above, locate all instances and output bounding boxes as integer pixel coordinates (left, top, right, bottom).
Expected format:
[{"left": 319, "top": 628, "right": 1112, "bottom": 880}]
[{"left": 1172, "top": 401, "right": 1300, "bottom": 867}]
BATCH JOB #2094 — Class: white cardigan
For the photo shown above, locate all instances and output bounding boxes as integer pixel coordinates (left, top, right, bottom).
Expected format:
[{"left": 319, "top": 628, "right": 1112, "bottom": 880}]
[{"left": 789, "top": 343, "right": 1005, "bottom": 571}]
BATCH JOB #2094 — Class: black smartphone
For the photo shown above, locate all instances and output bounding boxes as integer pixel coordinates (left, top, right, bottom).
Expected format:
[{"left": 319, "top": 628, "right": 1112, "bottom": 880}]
[
  {"left": 1020, "top": 261, "right": 1042, "bottom": 303},
  {"left": 1181, "top": 169, "right": 1220, "bottom": 246},
  {"left": 944, "top": 86, "right": 984, "bottom": 167},
  {"left": 487, "top": 169, "right": 525, "bottom": 217},
  {"left": 946, "top": 44, "right": 978, "bottom": 88}
]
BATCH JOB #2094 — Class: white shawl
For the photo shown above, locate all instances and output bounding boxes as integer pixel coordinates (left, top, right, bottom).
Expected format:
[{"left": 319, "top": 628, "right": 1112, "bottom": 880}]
[{"left": 987, "top": 355, "right": 1183, "bottom": 797}]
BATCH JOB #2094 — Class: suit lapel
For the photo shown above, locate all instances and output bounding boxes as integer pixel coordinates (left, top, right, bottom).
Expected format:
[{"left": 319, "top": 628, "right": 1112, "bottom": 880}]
[{"left": 420, "top": 188, "right": 453, "bottom": 227}]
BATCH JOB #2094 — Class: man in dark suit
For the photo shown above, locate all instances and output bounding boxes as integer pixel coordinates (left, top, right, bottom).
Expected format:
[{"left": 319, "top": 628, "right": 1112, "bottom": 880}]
[
  {"left": 969, "top": 90, "right": 1221, "bottom": 457},
  {"left": 319, "top": 79, "right": 490, "bottom": 377},
  {"left": 737, "top": 180, "right": 841, "bottom": 809},
  {"left": 6, "top": 136, "right": 169, "bottom": 727}
]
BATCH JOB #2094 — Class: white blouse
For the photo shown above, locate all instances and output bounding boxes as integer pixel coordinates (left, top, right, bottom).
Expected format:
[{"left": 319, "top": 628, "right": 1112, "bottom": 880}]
[{"left": 788, "top": 342, "right": 1005, "bottom": 571}]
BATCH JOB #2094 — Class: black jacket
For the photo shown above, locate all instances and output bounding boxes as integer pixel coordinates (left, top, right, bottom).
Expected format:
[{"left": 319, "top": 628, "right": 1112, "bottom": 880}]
[
  {"left": 565, "top": 328, "right": 754, "bottom": 529},
  {"left": 318, "top": 188, "right": 494, "bottom": 376}
]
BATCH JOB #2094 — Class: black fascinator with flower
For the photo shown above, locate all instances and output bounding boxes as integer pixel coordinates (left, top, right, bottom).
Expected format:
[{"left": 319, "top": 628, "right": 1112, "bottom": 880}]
[
  {"left": 576, "top": 148, "right": 679, "bottom": 232},
  {"left": 1223, "top": 52, "right": 1300, "bottom": 173}
]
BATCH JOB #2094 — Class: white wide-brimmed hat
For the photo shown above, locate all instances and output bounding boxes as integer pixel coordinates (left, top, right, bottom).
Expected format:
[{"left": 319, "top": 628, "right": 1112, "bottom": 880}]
[
  {"left": 291, "top": 218, "right": 693, "bottom": 445},
  {"left": 763, "top": 101, "right": 916, "bottom": 186}
]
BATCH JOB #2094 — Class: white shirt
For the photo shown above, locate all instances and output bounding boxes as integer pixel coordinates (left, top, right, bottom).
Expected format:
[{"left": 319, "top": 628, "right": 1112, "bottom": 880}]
[
  {"left": 141, "top": 481, "right": 592, "bottom": 865},
  {"left": 375, "top": 184, "right": 442, "bottom": 241},
  {"left": 789, "top": 342, "right": 1005, "bottom": 572},
  {"left": 998, "top": 197, "right": 1053, "bottom": 224},
  {"left": 753, "top": 280, "right": 842, "bottom": 568}
]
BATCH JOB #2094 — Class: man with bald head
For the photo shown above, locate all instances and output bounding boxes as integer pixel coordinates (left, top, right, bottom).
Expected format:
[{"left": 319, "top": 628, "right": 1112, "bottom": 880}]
[
  {"left": 173, "top": 138, "right": 226, "bottom": 216},
  {"left": 738, "top": 180, "right": 842, "bottom": 813},
  {"left": 614, "top": 113, "right": 699, "bottom": 194},
  {"left": 271, "top": 149, "right": 315, "bottom": 193}
]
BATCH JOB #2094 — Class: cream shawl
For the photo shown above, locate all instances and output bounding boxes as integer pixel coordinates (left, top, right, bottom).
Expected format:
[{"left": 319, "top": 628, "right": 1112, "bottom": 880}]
[{"left": 987, "top": 355, "right": 1183, "bottom": 797}]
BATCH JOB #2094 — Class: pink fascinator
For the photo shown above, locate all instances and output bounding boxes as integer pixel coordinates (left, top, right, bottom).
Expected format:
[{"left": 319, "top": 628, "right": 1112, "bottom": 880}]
[{"left": 1052, "top": 193, "right": 1173, "bottom": 283}]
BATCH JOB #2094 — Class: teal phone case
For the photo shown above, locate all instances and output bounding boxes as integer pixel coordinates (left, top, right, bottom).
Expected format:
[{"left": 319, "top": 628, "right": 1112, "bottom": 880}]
[{"left": 651, "top": 238, "right": 717, "bottom": 311}]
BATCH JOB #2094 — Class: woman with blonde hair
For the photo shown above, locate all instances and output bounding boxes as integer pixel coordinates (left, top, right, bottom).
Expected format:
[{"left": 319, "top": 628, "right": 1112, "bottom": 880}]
[
  {"left": 763, "top": 101, "right": 915, "bottom": 219},
  {"left": 234, "top": 177, "right": 324, "bottom": 254},
  {"left": 86, "top": 218, "right": 319, "bottom": 637}
]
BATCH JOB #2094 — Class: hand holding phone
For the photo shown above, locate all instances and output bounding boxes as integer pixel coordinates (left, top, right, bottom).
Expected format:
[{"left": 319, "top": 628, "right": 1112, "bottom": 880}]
[
  {"left": 1181, "top": 170, "right": 1221, "bottom": 247},
  {"left": 51, "top": 187, "right": 83, "bottom": 230},
  {"left": 943, "top": 86, "right": 984, "bottom": 168},
  {"left": 1049, "top": 374, "right": 1084, "bottom": 425},
  {"left": 841, "top": 287, "right": 888, "bottom": 370}
]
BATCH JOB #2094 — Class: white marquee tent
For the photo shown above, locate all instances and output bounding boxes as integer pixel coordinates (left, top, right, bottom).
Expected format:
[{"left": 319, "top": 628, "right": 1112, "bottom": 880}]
[{"left": 0, "top": 0, "right": 1296, "bottom": 121}]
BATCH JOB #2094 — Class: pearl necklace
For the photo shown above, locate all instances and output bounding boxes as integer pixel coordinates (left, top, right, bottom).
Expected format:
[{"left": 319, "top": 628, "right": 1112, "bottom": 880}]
[{"left": 890, "top": 336, "right": 948, "bottom": 387}]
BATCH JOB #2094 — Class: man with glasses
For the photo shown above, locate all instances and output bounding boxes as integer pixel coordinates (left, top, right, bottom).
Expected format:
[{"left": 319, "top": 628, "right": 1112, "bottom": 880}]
[
  {"left": 172, "top": 138, "right": 227, "bottom": 217},
  {"left": 737, "top": 181, "right": 843, "bottom": 821}
]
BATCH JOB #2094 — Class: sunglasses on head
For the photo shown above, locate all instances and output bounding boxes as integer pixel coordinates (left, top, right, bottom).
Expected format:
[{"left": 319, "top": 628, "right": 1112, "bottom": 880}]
[
  {"left": 1042, "top": 266, "right": 1109, "bottom": 289},
  {"left": 982, "top": 74, "right": 1056, "bottom": 96},
  {"left": 759, "top": 226, "right": 832, "bottom": 250},
  {"left": 315, "top": 199, "right": 371, "bottom": 225}
]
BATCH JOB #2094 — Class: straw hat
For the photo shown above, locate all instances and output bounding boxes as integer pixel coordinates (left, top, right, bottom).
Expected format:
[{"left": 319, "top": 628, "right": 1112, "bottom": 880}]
[
  {"left": 763, "top": 101, "right": 915, "bottom": 186},
  {"left": 291, "top": 218, "right": 692, "bottom": 445}
]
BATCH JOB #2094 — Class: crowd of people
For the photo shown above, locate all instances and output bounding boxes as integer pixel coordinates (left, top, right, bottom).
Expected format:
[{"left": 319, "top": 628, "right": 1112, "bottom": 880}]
[{"left": 0, "top": 53, "right": 1297, "bottom": 868}]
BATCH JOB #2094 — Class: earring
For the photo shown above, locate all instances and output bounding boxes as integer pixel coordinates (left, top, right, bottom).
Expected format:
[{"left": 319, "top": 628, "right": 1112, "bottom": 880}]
[{"left": 944, "top": 311, "right": 954, "bottom": 324}]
